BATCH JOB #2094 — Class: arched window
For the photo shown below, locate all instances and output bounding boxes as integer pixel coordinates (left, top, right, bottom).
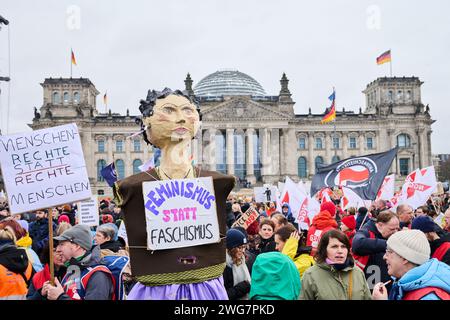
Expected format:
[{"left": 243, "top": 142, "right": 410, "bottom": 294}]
[
  {"left": 397, "top": 90, "right": 403, "bottom": 101},
  {"left": 115, "top": 159, "right": 125, "bottom": 180},
  {"left": 97, "top": 159, "right": 106, "bottom": 181},
  {"left": 315, "top": 156, "right": 324, "bottom": 173},
  {"left": 397, "top": 134, "right": 411, "bottom": 148},
  {"left": 73, "top": 92, "right": 80, "bottom": 104},
  {"left": 63, "top": 92, "right": 70, "bottom": 104},
  {"left": 52, "top": 92, "right": 60, "bottom": 104},
  {"left": 331, "top": 155, "right": 340, "bottom": 163},
  {"left": 133, "top": 159, "right": 143, "bottom": 175},
  {"left": 298, "top": 157, "right": 307, "bottom": 178},
  {"left": 388, "top": 90, "right": 393, "bottom": 102}
]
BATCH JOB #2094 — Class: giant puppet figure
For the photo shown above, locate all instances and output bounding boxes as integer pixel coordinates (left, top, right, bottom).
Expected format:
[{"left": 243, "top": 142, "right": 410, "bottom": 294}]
[{"left": 114, "top": 88, "right": 235, "bottom": 299}]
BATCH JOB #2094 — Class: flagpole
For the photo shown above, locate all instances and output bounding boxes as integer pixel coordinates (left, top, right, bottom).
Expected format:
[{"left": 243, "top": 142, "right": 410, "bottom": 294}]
[
  {"left": 333, "top": 86, "right": 337, "bottom": 158},
  {"left": 389, "top": 48, "right": 393, "bottom": 77},
  {"left": 70, "top": 49, "right": 72, "bottom": 78}
]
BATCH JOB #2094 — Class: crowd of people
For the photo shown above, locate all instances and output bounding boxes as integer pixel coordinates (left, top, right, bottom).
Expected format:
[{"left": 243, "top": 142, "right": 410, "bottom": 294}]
[{"left": 0, "top": 190, "right": 449, "bottom": 300}]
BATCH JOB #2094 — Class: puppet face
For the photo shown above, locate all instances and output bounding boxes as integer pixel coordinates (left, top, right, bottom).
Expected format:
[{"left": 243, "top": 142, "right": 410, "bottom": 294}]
[{"left": 143, "top": 94, "right": 200, "bottom": 148}]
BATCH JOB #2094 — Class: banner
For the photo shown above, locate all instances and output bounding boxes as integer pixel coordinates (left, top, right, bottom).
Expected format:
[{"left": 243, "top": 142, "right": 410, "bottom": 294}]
[
  {"left": 142, "top": 177, "right": 219, "bottom": 250},
  {"left": 310, "top": 147, "right": 398, "bottom": 200},
  {"left": 397, "top": 166, "right": 437, "bottom": 210},
  {"left": 376, "top": 174, "right": 395, "bottom": 201},
  {"left": 232, "top": 206, "right": 260, "bottom": 229},
  {"left": 77, "top": 195, "right": 99, "bottom": 227},
  {"left": 254, "top": 185, "right": 278, "bottom": 203},
  {"left": 0, "top": 123, "right": 92, "bottom": 214}
]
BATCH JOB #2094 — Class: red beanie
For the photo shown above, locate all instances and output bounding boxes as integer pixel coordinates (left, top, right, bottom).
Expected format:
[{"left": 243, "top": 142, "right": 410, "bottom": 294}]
[
  {"left": 102, "top": 214, "right": 114, "bottom": 224},
  {"left": 341, "top": 215, "right": 356, "bottom": 230},
  {"left": 320, "top": 201, "right": 336, "bottom": 217},
  {"left": 58, "top": 215, "right": 70, "bottom": 224}
]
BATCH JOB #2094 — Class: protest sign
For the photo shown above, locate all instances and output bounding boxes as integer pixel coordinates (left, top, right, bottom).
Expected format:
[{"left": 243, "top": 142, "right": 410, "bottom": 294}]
[
  {"left": 77, "top": 195, "right": 99, "bottom": 227},
  {"left": 254, "top": 185, "right": 277, "bottom": 203},
  {"left": 0, "top": 123, "right": 92, "bottom": 214},
  {"left": 142, "top": 176, "right": 219, "bottom": 250},
  {"left": 232, "top": 206, "right": 260, "bottom": 229},
  {"left": 118, "top": 220, "right": 128, "bottom": 245}
]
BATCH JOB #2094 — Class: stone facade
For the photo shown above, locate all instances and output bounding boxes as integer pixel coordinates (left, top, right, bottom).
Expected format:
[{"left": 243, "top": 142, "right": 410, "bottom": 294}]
[{"left": 29, "top": 73, "right": 435, "bottom": 195}]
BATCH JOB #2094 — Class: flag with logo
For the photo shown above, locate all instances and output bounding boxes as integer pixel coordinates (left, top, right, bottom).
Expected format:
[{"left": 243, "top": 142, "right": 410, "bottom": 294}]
[
  {"left": 310, "top": 147, "right": 398, "bottom": 200},
  {"left": 376, "top": 174, "right": 395, "bottom": 201},
  {"left": 101, "top": 162, "right": 117, "bottom": 187},
  {"left": 397, "top": 166, "right": 437, "bottom": 210}
]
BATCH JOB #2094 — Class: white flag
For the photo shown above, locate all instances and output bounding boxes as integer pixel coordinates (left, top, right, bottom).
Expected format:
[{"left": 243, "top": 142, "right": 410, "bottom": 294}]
[
  {"left": 376, "top": 174, "right": 395, "bottom": 201},
  {"left": 139, "top": 158, "right": 155, "bottom": 172},
  {"left": 398, "top": 166, "right": 437, "bottom": 210},
  {"left": 341, "top": 187, "right": 372, "bottom": 210}
]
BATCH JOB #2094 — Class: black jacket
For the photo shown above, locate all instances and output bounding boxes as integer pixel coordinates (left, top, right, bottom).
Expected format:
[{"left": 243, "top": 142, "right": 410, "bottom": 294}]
[
  {"left": 0, "top": 242, "right": 30, "bottom": 278},
  {"left": 430, "top": 233, "right": 450, "bottom": 265},
  {"left": 352, "top": 219, "right": 392, "bottom": 291},
  {"left": 223, "top": 252, "right": 255, "bottom": 300},
  {"left": 28, "top": 218, "right": 57, "bottom": 256}
]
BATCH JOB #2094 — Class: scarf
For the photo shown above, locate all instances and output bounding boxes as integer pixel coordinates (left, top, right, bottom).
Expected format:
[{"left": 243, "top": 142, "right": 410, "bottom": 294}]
[
  {"left": 16, "top": 234, "right": 32, "bottom": 248},
  {"left": 226, "top": 252, "right": 251, "bottom": 300},
  {"left": 326, "top": 257, "right": 352, "bottom": 271}
]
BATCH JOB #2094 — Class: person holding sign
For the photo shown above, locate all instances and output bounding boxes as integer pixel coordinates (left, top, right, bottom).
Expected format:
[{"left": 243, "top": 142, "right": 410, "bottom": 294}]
[{"left": 114, "top": 88, "right": 235, "bottom": 300}]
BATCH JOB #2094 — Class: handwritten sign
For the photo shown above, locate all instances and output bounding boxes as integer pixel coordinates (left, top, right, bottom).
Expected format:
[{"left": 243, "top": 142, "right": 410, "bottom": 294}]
[
  {"left": 0, "top": 123, "right": 92, "bottom": 214},
  {"left": 77, "top": 195, "right": 99, "bottom": 227},
  {"left": 142, "top": 176, "right": 219, "bottom": 250},
  {"left": 232, "top": 207, "right": 260, "bottom": 229}
]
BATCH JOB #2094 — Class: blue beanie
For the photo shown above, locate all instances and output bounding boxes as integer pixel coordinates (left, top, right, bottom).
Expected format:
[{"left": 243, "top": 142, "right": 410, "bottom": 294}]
[
  {"left": 411, "top": 216, "right": 437, "bottom": 233},
  {"left": 226, "top": 229, "right": 247, "bottom": 249}
]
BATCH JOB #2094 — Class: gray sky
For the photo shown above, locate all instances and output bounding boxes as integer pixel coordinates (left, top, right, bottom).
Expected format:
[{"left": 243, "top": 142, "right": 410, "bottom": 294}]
[{"left": 0, "top": 0, "right": 449, "bottom": 154}]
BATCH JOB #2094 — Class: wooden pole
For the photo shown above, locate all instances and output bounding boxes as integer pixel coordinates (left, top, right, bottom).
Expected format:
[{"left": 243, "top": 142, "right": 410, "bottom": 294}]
[{"left": 48, "top": 208, "right": 55, "bottom": 286}]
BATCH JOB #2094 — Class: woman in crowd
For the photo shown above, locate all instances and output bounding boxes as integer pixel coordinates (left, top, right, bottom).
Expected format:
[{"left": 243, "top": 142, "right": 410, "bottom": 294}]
[
  {"left": 223, "top": 229, "right": 252, "bottom": 300},
  {"left": 271, "top": 212, "right": 289, "bottom": 232},
  {"left": 300, "top": 229, "right": 371, "bottom": 300},
  {"left": 275, "top": 225, "right": 314, "bottom": 278},
  {"left": 255, "top": 218, "right": 277, "bottom": 254}
]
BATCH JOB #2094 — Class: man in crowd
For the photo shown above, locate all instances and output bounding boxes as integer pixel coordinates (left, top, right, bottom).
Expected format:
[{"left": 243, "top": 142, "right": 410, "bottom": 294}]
[
  {"left": 42, "top": 224, "right": 114, "bottom": 300},
  {"left": 396, "top": 204, "right": 414, "bottom": 229},
  {"left": 29, "top": 209, "right": 57, "bottom": 257}
]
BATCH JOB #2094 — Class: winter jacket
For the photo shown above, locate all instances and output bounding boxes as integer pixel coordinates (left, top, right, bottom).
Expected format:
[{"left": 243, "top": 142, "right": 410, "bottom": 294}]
[
  {"left": 281, "top": 203, "right": 298, "bottom": 229},
  {"left": 0, "top": 242, "right": 33, "bottom": 300},
  {"left": 28, "top": 218, "right": 57, "bottom": 256},
  {"left": 344, "top": 230, "right": 356, "bottom": 246},
  {"left": 257, "top": 235, "right": 276, "bottom": 254},
  {"left": 306, "top": 210, "right": 338, "bottom": 256},
  {"left": 16, "top": 234, "right": 43, "bottom": 273},
  {"left": 281, "top": 237, "right": 315, "bottom": 278},
  {"left": 351, "top": 219, "right": 391, "bottom": 290},
  {"left": 223, "top": 252, "right": 255, "bottom": 300},
  {"left": 300, "top": 259, "right": 371, "bottom": 300},
  {"left": 58, "top": 246, "right": 114, "bottom": 300},
  {"left": 99, "top": 240, "right": 132, "bottom": 275},
  {"left": 250, "top": 252, "right": 301, "bottom": 300},
  {"left": 389, "top": 258, "right": 450, "bottom": 300},
  {"left": 429, "top": 233, "right": 450, "bottom": 265}
]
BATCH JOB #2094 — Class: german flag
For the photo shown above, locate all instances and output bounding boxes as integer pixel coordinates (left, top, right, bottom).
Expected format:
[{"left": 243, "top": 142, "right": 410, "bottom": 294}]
[
  {"left": 321, "top": 103, "right": 336, "bottom": 124},
  {"left": 376, "top": 50, "right": 391, "bottom": 65},
  {"left": 103, "top": 91, "right": 108, "bottom": 105},
  {"left": 71, "top": 49, "right": 77, "bottom": 65}
]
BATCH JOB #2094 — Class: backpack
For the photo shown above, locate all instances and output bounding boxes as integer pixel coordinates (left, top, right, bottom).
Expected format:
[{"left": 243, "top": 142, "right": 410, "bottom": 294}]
[
  {"left": 101, "top": 255, "right": 130, "bottom": 300},
  {"left": 352, "top": 230, "right": 375, "bottom": 271},
  {"left": 431, "top": 242, "right": 450, "bottom": 261},
  {"left": 403, "top": 286, "right": 450, "bottom": 300}
]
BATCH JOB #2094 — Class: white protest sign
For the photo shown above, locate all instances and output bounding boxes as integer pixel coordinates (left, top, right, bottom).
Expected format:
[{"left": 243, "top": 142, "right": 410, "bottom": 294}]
[
  {"left": 254, "top": 186, "right": 278, "bottom": 203},
  {"left": 0, "top": 123, "right": 92, "bottom": 214},
  {"left": 118, "top": 220, "right": 128, "bottom": 245},
  {"left": 142, "top": 176, "right": 219, "bottom": 250},
  {"left": 77, "top": 195, "right": 99, "bottom": 227},
  {"left": 232, "top": 206, "right": 260, "bottom": 229}
]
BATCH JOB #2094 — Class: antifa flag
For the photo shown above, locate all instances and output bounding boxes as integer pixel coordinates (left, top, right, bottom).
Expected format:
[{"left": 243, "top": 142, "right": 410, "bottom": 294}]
[
  {"left": 101, "top": 162, "right": 118, "bottom": 187},
  {"left": 310, "top": 147, "right": 398, "bottom": 200}
]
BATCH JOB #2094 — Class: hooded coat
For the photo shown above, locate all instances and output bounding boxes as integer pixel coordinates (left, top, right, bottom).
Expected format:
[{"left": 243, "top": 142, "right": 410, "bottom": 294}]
[
  {"left": 389, "top": 258, "right": 450, "bottom": 300},
  {"left": 300, "top": 259, "right": 371, "bottom": 300},
  {"left": 306, "top": 210, "right": 338, "bottom": 256}
]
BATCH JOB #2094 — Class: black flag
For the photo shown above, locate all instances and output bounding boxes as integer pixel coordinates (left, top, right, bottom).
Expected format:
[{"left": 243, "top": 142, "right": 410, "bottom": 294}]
[{"left": 310, "top": 147, "right": 398, "bottom": 200}]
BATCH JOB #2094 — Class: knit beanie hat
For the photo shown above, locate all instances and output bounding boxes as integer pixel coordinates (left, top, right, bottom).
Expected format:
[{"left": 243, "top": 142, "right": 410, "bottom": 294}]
[
  {"left": 226, "top": 229, "right": 248, "bottom": 249},
  {"left": 411, "top": 216, "right": 437, "bottom": 233},
  {"left": 386, "top": 230, "right": 431, "bottom": 265},
  {"left": 320, "top": 201, "right": 336, "bottom": 217},
  {"left": 341, "top": 215, "right": 356, "bottom": 230},
  {"left": 58, "top": 214, "right": 70, "bottom": 225}
]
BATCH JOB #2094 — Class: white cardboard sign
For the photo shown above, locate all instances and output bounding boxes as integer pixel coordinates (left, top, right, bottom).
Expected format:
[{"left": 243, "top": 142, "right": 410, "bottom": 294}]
[
  {"left": 0, "top": 123, "right": 92, "bottom": 214},
  {"left": 77, "top": 195, "right": 99, "bottom": 227},
  {"left": 142, "top": 176, "right": 219, "bottom": 250},
  {"left": 254, "top": 186, "right": 278, "bottom": 203}
]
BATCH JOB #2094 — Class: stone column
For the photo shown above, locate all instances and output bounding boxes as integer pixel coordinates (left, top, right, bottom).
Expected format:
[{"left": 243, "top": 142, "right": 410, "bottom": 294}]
[
  {"left": 359, "top": 131, "right": 365, "bottom": 154},
  {"left": 285, "top": 128, "right": 297, "bottom": 176},
  {"left": 270, "top": 129, "right": 281, "bottom": 177},
  {"left": 342, "top": 132, "right": 348, "bottom": 159},
  {"left": 245, "top": 128, "right": 256, "bottom": 184},
  {"left": 260, "top": 128, "right": 269, "bottom": 177},
  {"left": 107, "top": 134, "right": 114, "bottom": 164},
  {"left": 125, "top": 136, "right": 131, "bottom": 177},
  {"left": 325, "top": 133, "right": 331, "bottom": 163},
  {"left": 226, "top": 128, "right": 234, "bottom": 175},
  {"left": 387, "top": 128, "right": 397, "bottom": 174},
  {"left": 308, "top": 133, "right": 314, "bottom": 177}
]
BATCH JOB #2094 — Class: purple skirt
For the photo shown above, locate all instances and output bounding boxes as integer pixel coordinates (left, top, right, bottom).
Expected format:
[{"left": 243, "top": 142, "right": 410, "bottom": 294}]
[{"left": 127, "top": 276, "right": 229, "bottom": 300}]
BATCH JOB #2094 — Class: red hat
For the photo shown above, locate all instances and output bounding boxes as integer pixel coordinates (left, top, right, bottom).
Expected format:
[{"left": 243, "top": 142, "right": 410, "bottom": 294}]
[
  {"left": 341, "top": 215, "right": 356, "bottom": 230},
  {"left": 58, "top": 214, "right": 70, "bottom": 224},
  {"left": 320, "top": 201, "right": 336, "bottom": 217},
  {"left": 102, "top": 214, "right": 114, "bottom": 224}
]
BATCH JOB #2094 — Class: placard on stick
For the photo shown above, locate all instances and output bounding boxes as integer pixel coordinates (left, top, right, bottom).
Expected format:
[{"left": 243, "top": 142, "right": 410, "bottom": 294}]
[
  {"left": 77, "top": 195, "right": 99, "bottom": 227},
  {"left": 254, "top": 186, "right": 277, "bottom": 203},
  {"left": 0, "top": 123, "right": 92, "bottom": 214},
  {"left": 142, "top": 176, "right": 220, "bottom": 250},
  {"left": 232, "top": 206, "right": 260, "bottom": 229}
]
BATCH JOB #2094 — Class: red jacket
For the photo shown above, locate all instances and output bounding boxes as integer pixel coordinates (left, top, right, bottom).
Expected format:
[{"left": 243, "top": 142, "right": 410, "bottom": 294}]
[{"left": 306, "top": 210, "right": 338, "bottom": 256}]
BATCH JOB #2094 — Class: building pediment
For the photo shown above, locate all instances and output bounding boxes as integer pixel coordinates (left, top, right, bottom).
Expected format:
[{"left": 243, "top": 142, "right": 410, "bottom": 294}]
[{"left": 201, "top": 98, "right": 291, "bottom": 121}]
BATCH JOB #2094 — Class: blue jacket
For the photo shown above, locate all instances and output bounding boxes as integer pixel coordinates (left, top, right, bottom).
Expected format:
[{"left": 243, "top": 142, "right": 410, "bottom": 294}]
[
  {"left": 389, "top": 258, "right": 450, "bottom": 300},
  {"left": 281, "top": 203, "right": 298, "bottom": 228}
]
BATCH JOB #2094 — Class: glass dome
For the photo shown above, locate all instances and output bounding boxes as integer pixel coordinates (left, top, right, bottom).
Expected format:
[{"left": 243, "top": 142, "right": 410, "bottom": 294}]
[{"left": 193, "top": 69, "right": 266, "bottom": 97}]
